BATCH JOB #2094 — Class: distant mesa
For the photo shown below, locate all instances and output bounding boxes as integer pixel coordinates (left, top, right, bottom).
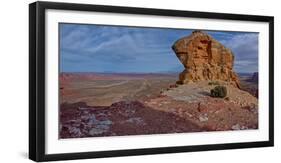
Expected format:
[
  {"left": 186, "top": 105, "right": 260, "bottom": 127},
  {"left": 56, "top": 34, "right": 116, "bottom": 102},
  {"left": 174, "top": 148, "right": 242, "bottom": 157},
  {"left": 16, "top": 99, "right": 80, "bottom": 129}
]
[
  {"left": 251, "top": 72, "right": 258, "bottom": 83},
  {"left": 172, "top": 30, "right": 241, "bottom": 88}
]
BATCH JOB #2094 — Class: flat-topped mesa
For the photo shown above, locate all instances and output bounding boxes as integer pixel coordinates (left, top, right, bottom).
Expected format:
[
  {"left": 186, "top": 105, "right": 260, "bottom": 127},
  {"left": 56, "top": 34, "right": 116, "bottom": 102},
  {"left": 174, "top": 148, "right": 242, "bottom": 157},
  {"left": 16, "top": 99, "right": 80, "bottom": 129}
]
[{"left": 172, "top": 30, "right": 240, "bottom": 88}]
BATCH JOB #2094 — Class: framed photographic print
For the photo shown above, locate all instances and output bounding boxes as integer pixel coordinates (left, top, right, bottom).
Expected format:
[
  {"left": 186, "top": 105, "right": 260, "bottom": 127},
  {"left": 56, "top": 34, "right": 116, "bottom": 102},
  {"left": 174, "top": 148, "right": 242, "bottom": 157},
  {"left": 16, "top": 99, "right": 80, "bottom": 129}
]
[{"left": 29, "top": 1, "right": 274, "bottom": 162}]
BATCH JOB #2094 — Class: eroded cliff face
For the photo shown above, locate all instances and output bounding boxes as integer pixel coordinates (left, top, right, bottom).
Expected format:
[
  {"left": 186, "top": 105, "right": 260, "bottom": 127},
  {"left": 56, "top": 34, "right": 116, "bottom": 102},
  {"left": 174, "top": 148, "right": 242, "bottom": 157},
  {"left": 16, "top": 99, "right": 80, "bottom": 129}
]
[{"left": 172, "top": 30, "right": 240, "bottom": 88}]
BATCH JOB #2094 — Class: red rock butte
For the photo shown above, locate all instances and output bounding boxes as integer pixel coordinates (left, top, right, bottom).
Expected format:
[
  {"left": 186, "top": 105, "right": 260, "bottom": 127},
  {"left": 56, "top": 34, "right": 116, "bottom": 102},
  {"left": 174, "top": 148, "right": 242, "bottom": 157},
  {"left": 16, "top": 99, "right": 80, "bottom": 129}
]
[{"left": 172, "top": 30, "right": 240, "bottom": 88}]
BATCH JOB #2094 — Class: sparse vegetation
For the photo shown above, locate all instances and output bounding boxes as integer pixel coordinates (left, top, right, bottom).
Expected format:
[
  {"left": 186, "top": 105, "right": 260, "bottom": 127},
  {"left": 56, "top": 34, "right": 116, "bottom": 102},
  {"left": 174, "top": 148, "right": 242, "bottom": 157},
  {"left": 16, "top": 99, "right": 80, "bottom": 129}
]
[{"left": 210, "top": 85, "right": 227, "bottom": 98}]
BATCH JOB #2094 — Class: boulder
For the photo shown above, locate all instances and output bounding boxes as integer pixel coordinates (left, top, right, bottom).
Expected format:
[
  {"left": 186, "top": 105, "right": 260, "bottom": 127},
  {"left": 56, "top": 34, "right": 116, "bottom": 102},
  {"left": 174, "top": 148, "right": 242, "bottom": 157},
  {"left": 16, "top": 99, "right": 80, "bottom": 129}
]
[{"left": 172, "top": 30, "right": 240, "bottom": 88}]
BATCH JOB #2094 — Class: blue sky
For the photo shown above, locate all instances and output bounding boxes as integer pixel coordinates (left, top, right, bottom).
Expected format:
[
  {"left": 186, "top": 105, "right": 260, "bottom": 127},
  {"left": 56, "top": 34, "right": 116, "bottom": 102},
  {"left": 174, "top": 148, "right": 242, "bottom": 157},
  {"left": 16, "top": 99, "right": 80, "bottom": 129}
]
[{"left": 60, "top": 23, "right": 258, "bottom": 73}]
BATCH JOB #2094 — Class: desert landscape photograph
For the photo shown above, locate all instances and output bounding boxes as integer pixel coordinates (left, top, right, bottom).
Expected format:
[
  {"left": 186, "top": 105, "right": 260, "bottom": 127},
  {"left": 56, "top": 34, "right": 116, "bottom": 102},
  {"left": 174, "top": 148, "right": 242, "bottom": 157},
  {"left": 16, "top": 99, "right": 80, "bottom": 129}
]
[{"left": 59, "top": 23, "right": 259, "bottom": 139}]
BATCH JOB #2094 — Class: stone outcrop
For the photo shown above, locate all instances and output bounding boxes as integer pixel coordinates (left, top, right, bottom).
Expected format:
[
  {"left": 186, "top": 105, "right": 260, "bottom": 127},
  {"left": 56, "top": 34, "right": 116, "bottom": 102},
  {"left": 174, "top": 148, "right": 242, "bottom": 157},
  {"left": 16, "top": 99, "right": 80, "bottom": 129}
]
[{"left": 172, "top": 30, "right": 240, "bottom": 88}]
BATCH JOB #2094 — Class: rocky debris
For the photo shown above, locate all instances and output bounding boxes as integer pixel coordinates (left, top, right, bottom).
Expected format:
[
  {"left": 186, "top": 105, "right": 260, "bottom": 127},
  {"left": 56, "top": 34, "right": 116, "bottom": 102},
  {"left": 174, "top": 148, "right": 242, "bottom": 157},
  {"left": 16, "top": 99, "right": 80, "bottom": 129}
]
[
  {"left": 124, "top": 117, "right": 145, "bottom": 125},
  {"left": 231, "top": 124, "right": 248, "bottom": 130},
  {"left": 60, "top": 101, "right": 203, "bottom": 138},
  {"left": 146, "top": 95, "right": 258, "bottom": 131},
  {"left": 199, "top": 113, "right": 209, "bottom": 122},
  {"left": 172, "top": 30, "right": 240, "bottom": 88},
  {"left": 60, "top": 103, "right": 114, "bottom": 138},
  {"left": 146, "top": 79, "right": 258, "bottom": 131},
  {"left": 243, "top": 104, "right": 258, "bottom": 115},
  {"left": 231, "top": 124, "right": 241, "bottom": 130}
]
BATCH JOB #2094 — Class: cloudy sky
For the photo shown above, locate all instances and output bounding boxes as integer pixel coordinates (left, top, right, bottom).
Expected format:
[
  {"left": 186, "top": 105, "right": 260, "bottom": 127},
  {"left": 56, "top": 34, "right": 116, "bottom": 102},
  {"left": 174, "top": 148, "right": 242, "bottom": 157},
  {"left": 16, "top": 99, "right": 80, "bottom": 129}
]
[{"left": 60, "top": 23, "right": 258, "bottom": 73}]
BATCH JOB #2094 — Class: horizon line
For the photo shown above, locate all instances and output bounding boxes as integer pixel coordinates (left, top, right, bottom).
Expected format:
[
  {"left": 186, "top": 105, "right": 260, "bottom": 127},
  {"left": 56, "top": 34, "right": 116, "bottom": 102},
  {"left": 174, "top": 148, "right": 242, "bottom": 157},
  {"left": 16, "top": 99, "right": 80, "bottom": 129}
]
[{"left": 60, "top": 71, "right": 258, "bottom": 74}]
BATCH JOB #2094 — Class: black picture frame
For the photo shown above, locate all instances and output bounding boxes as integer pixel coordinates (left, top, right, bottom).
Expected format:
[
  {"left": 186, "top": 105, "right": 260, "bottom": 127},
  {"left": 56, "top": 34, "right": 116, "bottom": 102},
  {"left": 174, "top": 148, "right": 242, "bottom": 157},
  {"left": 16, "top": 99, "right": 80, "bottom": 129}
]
[{"left": 29, "top": 1, "right": 274, "bottom": 162}]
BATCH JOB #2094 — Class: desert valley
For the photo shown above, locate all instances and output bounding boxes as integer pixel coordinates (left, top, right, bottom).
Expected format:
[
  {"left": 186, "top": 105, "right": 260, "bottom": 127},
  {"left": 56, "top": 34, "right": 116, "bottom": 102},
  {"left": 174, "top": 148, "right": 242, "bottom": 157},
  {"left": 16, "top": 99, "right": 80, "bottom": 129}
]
[{"left": 59, "top": 31, "right": 259, "bottom": 138}]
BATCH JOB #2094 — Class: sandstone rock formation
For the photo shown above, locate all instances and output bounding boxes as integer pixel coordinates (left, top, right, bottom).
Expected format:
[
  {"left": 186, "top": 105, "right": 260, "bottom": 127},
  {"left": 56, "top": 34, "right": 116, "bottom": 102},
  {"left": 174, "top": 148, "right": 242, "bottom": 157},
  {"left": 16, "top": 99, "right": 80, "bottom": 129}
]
[{"left": 172, "top": 30, "right": 240, "bottom": 88}]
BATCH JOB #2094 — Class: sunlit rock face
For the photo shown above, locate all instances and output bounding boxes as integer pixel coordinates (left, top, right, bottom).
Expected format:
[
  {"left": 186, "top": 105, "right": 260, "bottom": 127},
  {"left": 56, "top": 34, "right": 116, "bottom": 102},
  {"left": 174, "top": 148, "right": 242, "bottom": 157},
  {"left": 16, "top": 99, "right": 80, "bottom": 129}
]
[{"left": 172, "top": 30, "right": 240, "bottom": 88}]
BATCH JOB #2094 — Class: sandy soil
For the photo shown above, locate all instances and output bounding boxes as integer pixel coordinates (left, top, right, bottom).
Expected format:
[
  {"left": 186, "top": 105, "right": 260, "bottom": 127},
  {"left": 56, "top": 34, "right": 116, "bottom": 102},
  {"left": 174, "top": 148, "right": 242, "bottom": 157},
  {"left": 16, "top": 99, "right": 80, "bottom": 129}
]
[{"left": 60, "top": 74, "right": 177, "bottom": 106}]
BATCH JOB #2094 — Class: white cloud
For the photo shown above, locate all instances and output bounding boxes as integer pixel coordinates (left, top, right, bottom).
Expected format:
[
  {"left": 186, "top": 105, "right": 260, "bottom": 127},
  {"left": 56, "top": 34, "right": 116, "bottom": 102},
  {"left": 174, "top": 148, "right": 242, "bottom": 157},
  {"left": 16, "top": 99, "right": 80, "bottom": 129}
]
[{"left": 219, "top": 33, "right": 258, "bottom": 73}]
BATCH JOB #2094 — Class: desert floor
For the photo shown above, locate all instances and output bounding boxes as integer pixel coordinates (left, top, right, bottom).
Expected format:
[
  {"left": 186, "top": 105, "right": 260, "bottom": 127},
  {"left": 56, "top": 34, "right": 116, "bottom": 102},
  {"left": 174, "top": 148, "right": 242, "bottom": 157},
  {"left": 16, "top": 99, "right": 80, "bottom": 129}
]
[{"left": 59, "top": 73, "right": 258, "bottom": 138}]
